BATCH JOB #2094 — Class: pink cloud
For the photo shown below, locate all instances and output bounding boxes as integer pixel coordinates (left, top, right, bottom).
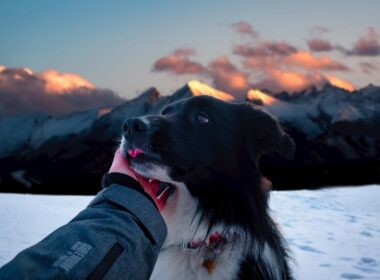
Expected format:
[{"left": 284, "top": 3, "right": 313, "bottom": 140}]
[
  {"left": 347, "top": 27, "right": 380, "bottom": 56},
  {"left": 152, "top": 48, "right": 206, "bottom": 75},
  {"left": 233, "top": 41, "right": 298, "bottom": 57},
  {"left": 307, "top": 38, "right": 333, "bottom": 52},
  {"left": 207, "top": 57, "right": 250, "bottom": 98},
  {"left": 173, "top": 48, "right": 197, "bottom": 57},
  {"left": 152, "top": 24, "right": 360, "bottom": 95},
  {"left": 285, "top": 51, "right": 350, "bottom": 71},
  {"left": 0, "top": 66, "right": 123, "bottom": 117},
  {"left": 231, "top": 21, "right": 259, "bottom": 38}
]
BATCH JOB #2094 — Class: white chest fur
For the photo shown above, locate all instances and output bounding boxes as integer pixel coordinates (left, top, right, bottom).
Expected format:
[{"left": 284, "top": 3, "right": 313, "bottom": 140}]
[
  {"left": 150, "top": 183, "right": 245, "bottom": 280},
  {"left": 150, "top": 243, "right": 244, "bottom": 280}
]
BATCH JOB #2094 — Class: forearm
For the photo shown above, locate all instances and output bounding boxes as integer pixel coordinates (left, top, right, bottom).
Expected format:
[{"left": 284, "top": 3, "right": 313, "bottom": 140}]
[{"left": 0, "top": 184, "right": 167, "bottom": 279}]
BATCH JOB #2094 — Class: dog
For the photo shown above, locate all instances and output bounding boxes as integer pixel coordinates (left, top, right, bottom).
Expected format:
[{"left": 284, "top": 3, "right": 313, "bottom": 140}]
[{"left": 121, "top": 95, "right": 295, "bottom": 280}]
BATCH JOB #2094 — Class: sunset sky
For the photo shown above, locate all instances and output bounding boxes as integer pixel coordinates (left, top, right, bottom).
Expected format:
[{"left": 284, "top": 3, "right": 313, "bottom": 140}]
[{"left": 1, "top": 0, "right": 379, "bottom": 104}]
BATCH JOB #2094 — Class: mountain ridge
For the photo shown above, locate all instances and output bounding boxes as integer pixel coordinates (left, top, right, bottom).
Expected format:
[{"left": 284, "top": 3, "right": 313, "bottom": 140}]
[{"left": 0, "top": 81, "right": 379, "bottom": 193}]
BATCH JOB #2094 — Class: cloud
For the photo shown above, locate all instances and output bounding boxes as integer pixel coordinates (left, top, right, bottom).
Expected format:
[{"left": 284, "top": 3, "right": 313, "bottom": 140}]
[
  {"left": 254, "top": 71, "right": 326, "bottom": 93},
  {"left": 152, "top": 24, "right": 358, "bottom": 95},
  {"left": 307, "top": 27, "right": 380, "bottom": 57},
  {"left": 233, "top": 41, "right": 298, "bottom": 57},
  {"left": 339, "top": 27, "right": 380, "bottom": 56},
  {"left": 41, "top": 70, "right": 94, "bottom": 94},
  {"left": 252, "top": 70, "right": 354, "bottom": 93},
  {"left": 231, "top": 21, "right": 259, "bottom": 38},
  {"left": 359, "top": 61, "right": 378, "bottom": 75},
  {"left": 350, "top": 27, "right": 380, "bottom": 56},
  {"left": 285, "top": 51, "right": 350, "bottom": 71},
  {"left": 152, "top": 48, "right": 206, "bottom": 75},
  {"left": 307, "top": 38, "right": 333, "bottom": 52},
  {"left": 0, "top": 66, "right": 124, "bottom": 117},
  {"left": 207, "top": 57, "right": 250, "bottom": 98}
]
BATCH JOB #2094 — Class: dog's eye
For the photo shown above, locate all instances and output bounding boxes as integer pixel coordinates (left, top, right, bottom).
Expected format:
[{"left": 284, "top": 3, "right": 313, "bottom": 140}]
[
  {"left": 161, "top": 106, "right": 173, "bottom": 115},
  {"left": 196, "top": 113, "right": 209, "bottom": 124}
]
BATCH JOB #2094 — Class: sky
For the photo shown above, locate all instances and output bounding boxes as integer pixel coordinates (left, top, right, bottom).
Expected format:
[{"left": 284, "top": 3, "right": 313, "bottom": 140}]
[{"left": 0, "top": 0, "right": 380, "bottom": 115}]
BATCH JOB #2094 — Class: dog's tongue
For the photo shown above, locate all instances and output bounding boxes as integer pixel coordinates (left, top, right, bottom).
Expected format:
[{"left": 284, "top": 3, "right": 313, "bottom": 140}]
[{"left": 128, "top": 148, "right": 144, "bottom": 158}]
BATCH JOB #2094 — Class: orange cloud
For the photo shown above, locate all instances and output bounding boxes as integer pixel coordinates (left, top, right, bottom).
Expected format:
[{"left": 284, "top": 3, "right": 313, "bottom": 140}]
[
  {"left": 41, "top": 70, "right": 94, "bottom": 94},
  {"left": 0, "top": 66, "right": 123, "bottom": 116},
  {"left": 207, "top": 57, "right": 250, "bottom": 98},
  {"left": 285, "top": 51, "right": 350, "bottom": 71},
  {"left": 253, "top": 70, "right": 325, "bottom": 93},
  {"left": 270, "top": 70, "right": 312, "bottom": 92},
  {"left": 153, "top": 24, "right": 363, "bottom": 95}
]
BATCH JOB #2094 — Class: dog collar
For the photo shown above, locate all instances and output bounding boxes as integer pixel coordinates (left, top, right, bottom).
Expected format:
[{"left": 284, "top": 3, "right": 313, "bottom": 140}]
[{"left": 162, "top": 231, "right": 239, "bottom": 274}]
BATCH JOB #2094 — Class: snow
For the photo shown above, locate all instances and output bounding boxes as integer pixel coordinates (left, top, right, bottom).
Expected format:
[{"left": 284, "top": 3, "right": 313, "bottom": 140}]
[
  {"left": 187, "top": 80, "right": 234, "bottom": 101},
  {"left": 0, "top": 185, "right": 379, "bottom": 279},
  {"left": 270, "top": 185, "right": 380, "bottom": 279},
  {"left": 257, "top": 84, "right": 380, "bottom": 138},
  {"left": 0, "top": 114, "right": 44, "bottom": 157},
  {"left": 29, "top": 110, "right": 99, "bottom": 148},
  {"left": 0, "top": 110, "right": 100, "bottom": 157}
]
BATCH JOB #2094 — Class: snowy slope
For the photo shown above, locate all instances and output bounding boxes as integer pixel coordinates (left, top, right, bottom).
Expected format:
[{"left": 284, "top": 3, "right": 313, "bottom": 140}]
[
  {"left": 0, "top": 185, "right": 379, "bottom": 279},
  {"left": 249, "top": 84, "right": 380, "bottom": 138},
  {"left": 247, "top": 89, "right": 322, "bottom": 137},
  {"left": 0, "top": 110, "right": 104, "bottom": 157}
]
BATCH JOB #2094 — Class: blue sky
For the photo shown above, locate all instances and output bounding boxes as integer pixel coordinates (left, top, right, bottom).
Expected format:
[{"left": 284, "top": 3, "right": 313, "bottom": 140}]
[{"left": 1, "top": 0, "right": 379, "bottom": 99}]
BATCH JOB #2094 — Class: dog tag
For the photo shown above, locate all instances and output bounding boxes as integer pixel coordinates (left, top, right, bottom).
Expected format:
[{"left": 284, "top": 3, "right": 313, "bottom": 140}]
[{"left": 202, "top": 258, "right": 216, "bottom": 274}]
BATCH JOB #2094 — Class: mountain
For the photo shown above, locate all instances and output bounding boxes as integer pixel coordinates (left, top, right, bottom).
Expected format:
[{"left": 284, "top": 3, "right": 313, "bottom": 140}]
[
  {"left": 249, "top": 84, "right": 380, "bottom": 138},
  {"left": 0, "top": 109, "right": 108, "bottom": 157},
  {"left": 0, "top": 81, "right": 379, "bottom": 194}
]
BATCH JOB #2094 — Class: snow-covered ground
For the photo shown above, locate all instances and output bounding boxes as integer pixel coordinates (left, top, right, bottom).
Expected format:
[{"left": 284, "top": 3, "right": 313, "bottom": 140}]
[{"left": 0, "top": 185, "right": 379, "bottom": 279}]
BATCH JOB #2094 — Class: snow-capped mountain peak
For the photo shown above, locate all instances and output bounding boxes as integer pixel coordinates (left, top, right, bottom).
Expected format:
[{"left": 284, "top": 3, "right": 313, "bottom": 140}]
[
  {"left": 187, "top": 80, "right": 234, "bottom": 101},
  {"left": 247, "top": 89, "right": 280, "bottom": 105}
]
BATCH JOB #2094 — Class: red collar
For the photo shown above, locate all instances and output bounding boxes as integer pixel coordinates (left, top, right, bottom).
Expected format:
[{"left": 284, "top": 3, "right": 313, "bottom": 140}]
[
  {"left": 185, "top": 231, "right": 227, "bottom": 250},
  {"left": 162, "top": 231, "right": 240, "bottom": 274}
]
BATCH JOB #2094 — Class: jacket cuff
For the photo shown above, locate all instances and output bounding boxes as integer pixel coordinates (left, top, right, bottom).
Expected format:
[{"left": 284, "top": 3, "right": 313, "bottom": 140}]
[
  {"left": 93, "top": 185, "right": 167, "bottom": 246},
  {"left": 101, "top": 172, "right": 157, "bottom": 210}
]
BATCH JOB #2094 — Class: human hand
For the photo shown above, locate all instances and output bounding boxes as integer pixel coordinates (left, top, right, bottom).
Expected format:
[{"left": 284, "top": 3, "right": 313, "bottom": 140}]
[
  {"left": 109, "top": 148, "right": 167, "bottom": 211},
  {"left": 109, "top": 148, "right": 137, "bottom": 180}
]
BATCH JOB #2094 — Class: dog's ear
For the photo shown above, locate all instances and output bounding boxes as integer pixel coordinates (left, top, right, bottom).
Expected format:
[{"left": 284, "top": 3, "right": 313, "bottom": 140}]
[{"left": 243, "top": 104, "right": 295, "bottom": 162}]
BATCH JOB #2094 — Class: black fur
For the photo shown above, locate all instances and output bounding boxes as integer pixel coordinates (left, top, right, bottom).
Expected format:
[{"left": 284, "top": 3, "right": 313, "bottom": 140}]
[{"left": 123, "top": 96, "right": 295, "bottom": 279}]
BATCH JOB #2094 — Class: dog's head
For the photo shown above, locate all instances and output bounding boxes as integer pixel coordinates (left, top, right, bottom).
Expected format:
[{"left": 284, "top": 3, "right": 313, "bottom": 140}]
[{"left": 121, "top": 95, "right": 294, "bottom": 233}]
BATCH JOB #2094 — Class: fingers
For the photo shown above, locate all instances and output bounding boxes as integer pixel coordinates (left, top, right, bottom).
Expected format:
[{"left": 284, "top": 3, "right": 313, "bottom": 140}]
[
  {"left": 109, "top": 148, "right": 137, "bottom": 180},
  {"left": 111, "top": 148, "right": 168, "bottom": 211}
]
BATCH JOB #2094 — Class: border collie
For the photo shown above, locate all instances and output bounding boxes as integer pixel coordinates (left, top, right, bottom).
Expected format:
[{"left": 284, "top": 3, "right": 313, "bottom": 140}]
[{"left": 121, "top": 95, "right": 295, "bottom": 280}]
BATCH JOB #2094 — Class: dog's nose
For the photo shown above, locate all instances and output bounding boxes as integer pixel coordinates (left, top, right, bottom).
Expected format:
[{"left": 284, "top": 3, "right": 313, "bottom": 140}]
[{"left": 123, "top": 118, "right": 150, "bottom": 137}]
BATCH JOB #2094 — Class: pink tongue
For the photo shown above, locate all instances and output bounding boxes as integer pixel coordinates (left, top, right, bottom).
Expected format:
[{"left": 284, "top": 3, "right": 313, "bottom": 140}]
[{"left": 128, "top": 148, "right": 144, "bottom": 158}]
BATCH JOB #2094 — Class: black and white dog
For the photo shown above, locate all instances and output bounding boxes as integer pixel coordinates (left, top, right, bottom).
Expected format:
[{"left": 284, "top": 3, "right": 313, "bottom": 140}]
[{"left": 121, "top": 95, "right": 295, "bottom": 280}]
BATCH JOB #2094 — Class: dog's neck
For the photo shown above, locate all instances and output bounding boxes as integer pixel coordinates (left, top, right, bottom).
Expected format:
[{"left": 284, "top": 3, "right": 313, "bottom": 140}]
[{"left": 161, "top": 229, "right": 241, "bottom": 275}]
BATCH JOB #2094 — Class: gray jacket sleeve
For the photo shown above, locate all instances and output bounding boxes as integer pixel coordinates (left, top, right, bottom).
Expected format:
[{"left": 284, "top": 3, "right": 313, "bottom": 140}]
[{"left": 0, "top": 184, "right": 167, "bottom": 280}]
